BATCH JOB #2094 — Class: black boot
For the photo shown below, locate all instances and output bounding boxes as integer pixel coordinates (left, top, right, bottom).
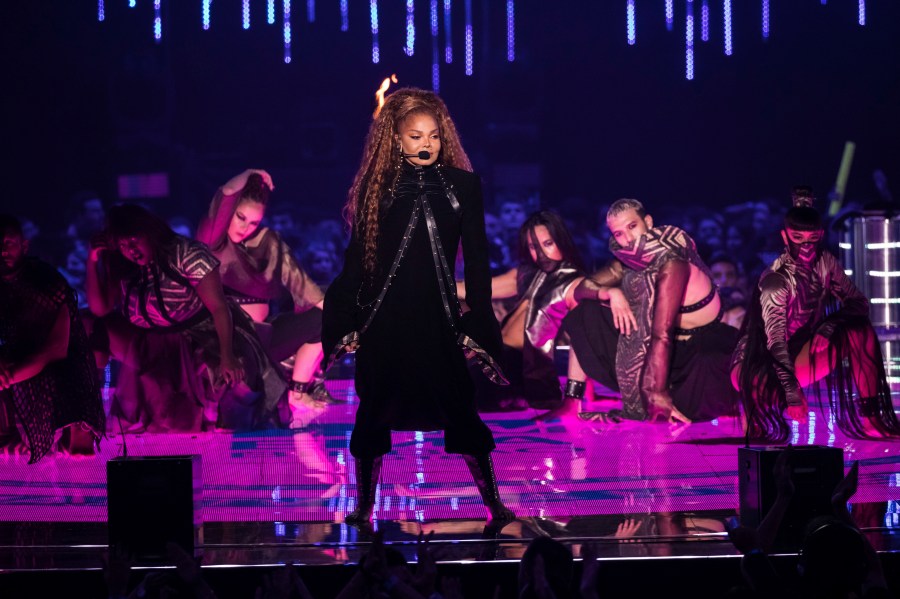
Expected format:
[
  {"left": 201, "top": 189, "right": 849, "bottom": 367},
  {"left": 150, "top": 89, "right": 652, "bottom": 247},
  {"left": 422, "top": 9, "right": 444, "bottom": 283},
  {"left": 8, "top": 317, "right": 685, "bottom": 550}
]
[
  {"left": 462, "top": 454, "right": 515, "bottom": 527},
  {"left": 345, "top": 456, "right": 383, "bottom": 526}
]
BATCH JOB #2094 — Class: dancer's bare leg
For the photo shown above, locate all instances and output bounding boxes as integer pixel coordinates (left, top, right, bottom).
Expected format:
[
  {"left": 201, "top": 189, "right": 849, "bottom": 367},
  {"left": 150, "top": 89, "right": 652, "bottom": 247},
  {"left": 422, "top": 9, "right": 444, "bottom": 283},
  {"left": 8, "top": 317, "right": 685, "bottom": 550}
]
[
  {"left": 289, "top": 342, "right": 327, "bottom": 410},
  {"left": 534, "top": 347, "right": 585, "bottom": 421}
]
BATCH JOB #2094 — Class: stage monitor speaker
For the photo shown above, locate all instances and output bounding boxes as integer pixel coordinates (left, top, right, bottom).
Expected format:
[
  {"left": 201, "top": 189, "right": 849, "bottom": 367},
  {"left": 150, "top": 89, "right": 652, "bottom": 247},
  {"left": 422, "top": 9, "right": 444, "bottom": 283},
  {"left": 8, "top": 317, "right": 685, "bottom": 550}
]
[
  {"left": 107, "top": 455, "right": 203, "bottom": 561},
  {"left": 738, "top": 446, "right": 844, "bottom": 549}
]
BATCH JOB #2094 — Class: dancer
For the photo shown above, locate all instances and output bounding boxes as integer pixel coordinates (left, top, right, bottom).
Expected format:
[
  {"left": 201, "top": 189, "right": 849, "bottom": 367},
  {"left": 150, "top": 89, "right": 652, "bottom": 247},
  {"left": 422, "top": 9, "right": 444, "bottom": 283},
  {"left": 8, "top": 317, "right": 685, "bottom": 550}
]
[
  {"left": 732, "top": 187, "right": 900, "bottom": 441},
  {"left": 197, "top": 169, "right": 335, "bottom": 412},
  {"left": 563, "top": 199, "right": 740, "bottom": 423},
  {"left": 0, "top": 214, "right": 104, "bottom": 462},
  {"left": 323, "top": 87, "right": 514, "bottom": 526},
  {"left": 458, "top": 210, "right": 585, "bottom": 412},
  {"left": 87, "top": 204, "right": 287, "bottom": 432}
]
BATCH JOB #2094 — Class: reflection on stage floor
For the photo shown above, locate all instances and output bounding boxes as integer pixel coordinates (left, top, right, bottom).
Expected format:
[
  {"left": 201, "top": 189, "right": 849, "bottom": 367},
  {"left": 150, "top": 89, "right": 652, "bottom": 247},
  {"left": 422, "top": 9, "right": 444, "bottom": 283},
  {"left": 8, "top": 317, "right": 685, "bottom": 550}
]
[{"left": 1, "top": 379, "right": 898, "bottom": 570}]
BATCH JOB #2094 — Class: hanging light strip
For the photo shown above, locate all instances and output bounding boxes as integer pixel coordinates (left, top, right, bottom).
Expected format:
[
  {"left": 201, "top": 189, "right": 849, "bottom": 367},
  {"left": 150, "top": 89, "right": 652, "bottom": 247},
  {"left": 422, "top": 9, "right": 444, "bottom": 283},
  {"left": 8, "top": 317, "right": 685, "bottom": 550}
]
[
  {"left": 307, "top": 0, "right": 315, "bottom": 22},
  {"left": 244, "top": 0, "right": 251, "bottom": 29},
  {"left": 686, "top": 0, "right": 694, "bottom": 79},
  {"left": 858, "top": 0, "right": 865, "bottom": 26},
  {"left": 701, "top": 0, "right": 709, "bottom": 41},
  {"left": 98, "top": 0, "right": 105, "bottom": 21},
  {"left": 507, "top": 0, "right": 515, "bottom": 60},
  {"left": 283, "top": 0, "right": 292, "bottom": 63},
  {"left": 340, "top": 0, "right": 349, "bottom": 31},
  {"left": 405, "top": 0, "right": 415, "bottom": 56},
  {"left": 268, "top": 0, "right": 276, "bottom": 24},
  {"left": 626, "top": 0, "right": 636, "bottom": 46},
  {"left": 203, "top": 0, "right": 211, "bottom": 29},
  {"left": 443, "top": 0, "right": 453, "bottom": 63},
  {"left": 464, "top": 0, "right": 473, "bottom": 75},
  {"left": 154, "top": 0, "right": 162, "bottom": 42},
  {"left": 665, "top": 0, "right": 674, "bottom": 31},
  {"left": 370, "top": 0, "right": 380, "bottom": 63},
  {"left": 762, "top": 0, "right": 770, "bottom": 39},
  {"left": 723, "top": 0, "right": 732, "bottom": 55},
  {"left": 431, "top": 0, "right": 440, "bottom": 90}
]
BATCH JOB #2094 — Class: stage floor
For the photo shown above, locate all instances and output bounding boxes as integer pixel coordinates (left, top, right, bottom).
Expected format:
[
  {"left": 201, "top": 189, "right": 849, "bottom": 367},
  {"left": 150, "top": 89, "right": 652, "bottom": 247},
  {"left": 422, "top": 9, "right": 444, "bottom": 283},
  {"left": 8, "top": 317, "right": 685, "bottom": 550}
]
[{"left": 1, "top": 379, "right": 899, "bottom": 570}]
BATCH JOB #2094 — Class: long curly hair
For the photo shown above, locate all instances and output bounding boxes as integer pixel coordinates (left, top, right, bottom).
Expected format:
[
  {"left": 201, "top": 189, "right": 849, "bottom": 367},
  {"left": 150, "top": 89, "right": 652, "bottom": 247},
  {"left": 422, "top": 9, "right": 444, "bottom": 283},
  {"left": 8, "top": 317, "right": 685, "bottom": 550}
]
[{"left": 345, "top": 87, "right": 472, "bottom": 276}]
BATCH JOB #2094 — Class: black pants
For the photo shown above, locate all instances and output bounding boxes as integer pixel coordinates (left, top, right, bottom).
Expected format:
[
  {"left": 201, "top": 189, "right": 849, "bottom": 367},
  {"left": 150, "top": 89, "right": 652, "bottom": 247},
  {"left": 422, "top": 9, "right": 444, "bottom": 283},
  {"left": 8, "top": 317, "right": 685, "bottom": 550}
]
[{"left": 564, "top": 301, "right": 740, "bottom": 421}]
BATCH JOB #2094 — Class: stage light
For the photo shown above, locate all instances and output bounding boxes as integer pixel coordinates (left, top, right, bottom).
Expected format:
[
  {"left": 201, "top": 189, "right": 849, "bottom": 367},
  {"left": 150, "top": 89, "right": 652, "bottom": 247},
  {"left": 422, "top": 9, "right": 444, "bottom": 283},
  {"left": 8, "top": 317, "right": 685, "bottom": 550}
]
[
  {"left": 762, "top": 0, "right": 770, "bottom": 39},
  {"left": 340, "top": 0, "right": 349, "bottom": 31},
  {"left": 243, "top": 0, "right": 251, "bottom": 29},
  {"left": 268, "top": 0, "right": 276, "bottom": 24},
  {"left": 444, "top": 0, "right": 453, "bottom": 63},
  {"left": 626, "top": 0, "right": 636, "bottom": 46},
  {"left": 723, "top": 0, "right": 732, "bottom": 55},
  {"left": 665, "top": 0, "right": 674, "bottom": 31},
  {"left": 284, "top": 0, "right": 292, "bottom": 63},
  {"left": 203, "top": 0, "right": 211, "bottom": 29},
  {"left": 370, "top": 0, "right": 380, "bottom": 63},
  {"left": 858, "top": 0, "right": 865, "bottom": 26},
  {"left": 507, "top": 0, "right": 515, "bottom": 60},
  {"left": 129, "top": 0, "right": 136, "bottom": 7},
  {"left": 464, "top": 0, "right": 473, "bottom": 75},
  {"left": 431, "top": 0, "right": 440, "bottom": 90},
  {"left": 701, "top": 0, "right": 709, "bottom": 41},
  {"left": 686, "top": 0, "right": 694, "bottom": 80},
  {"left": 405, "top": 0, "right": 415, "bottom": 56},
  {"left": 154, "top": 0, "right": 162, "bottom": 42}
]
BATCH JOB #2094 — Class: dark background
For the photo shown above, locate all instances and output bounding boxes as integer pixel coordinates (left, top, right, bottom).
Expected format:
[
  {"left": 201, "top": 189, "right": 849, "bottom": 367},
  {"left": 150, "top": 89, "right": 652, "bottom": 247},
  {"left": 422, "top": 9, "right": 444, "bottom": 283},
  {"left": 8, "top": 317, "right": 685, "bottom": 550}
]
[{"left": 7, "top": 1, "right": 900, "bottom": 228}]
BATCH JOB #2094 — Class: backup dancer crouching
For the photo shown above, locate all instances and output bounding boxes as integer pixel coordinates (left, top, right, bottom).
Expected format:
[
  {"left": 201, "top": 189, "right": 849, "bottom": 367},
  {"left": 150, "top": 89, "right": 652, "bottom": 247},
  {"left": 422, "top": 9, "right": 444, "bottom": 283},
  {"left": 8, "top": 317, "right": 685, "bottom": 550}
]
[
  {"left": 87, "top": 205, "right": 288, "bottom": 432},
  {"left": 563, "top": 199, "right": 740, "bottom": 423},
  {"left": 732, "top": 188, "right": 900, "bottom": 441},
  {"left": 458, "top": 210, "right": 586, "bottom": 414},
  {"left": 0, "top": 214, "right": 104, "bottom": 462},
  {"left": 197, "top": 169, "right": 337, "bottom": 419}
]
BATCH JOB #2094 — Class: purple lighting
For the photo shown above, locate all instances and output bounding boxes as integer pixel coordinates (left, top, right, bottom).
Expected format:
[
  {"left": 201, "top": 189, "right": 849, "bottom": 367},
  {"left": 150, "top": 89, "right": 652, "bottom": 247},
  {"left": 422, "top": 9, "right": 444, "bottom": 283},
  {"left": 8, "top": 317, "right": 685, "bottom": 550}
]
[
  {"left": 507, "top": 0, "right": 515, "bottom": 60},
  {"left": 858, "top": 0, "right": 865, "bottom": 26},
  {"left": 244, "top": 0, "right": 251, "bottom": 29},
  {"left": 665, "top": 0, "right": 674, "bottom": 31},
  {"left": 307, "top": 0, "right": 315, "bottom": 23},
  {"left": 98, "top": 0, "right": 105, "bottom": 22},
  {"left": 686, "top": 0, "right": 694, "bottom": 80},
  {"left": 762, "top": 0, "right": 770, "bottom": 39},
  {"left": 370, "top": 0, "right": 380, "bottom": 63},
  {"left": 283, "top": 0, "right": 292, "bottom": 63},
  {"left": 723, "top": 0, "right": 732, "bottom": 55},
  {"left": 626, "top": 0, "right": 636, "bottom": 45},
  {"left": 405, "top": 0, "right": 415, "bottom": 57},
  {"left": 154, "top": 0, "right": 162, "bottom": 42},
  {"left": 701, "top": 0, "right": 709, "bottom": 41},
  {"left": 443, "top": 0, "right": 453, "bottom": 63},
  {"left": 431, "top": 0, "right": 440, "bottom": 91},
  {"left": 340, "top": 0, "right": 349, "bottom": 31},
  {"left": 464, "top": 0, "right": 473, "bottom": 75}
]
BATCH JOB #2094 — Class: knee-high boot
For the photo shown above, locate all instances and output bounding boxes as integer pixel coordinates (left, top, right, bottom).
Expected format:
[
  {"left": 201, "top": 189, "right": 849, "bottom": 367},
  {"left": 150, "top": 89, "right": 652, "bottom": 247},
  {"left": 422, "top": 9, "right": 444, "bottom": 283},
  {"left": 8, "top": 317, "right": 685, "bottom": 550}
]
[
  {"left": 642, "top": 259, "right": 691, "bottom": 423},
  {"left": 462, "top": 453, "right": 515, "bottom": 525},
  {"left": 345, "top": 456, "right": 383, "bottom": 525}
]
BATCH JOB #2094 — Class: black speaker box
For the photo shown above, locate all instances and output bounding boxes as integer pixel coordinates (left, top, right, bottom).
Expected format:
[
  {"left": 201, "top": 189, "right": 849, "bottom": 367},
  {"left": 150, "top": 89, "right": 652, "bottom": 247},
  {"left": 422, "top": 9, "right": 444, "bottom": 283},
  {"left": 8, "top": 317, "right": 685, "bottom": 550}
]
[
  {"left": 107, "top": 455, "right": 203, "bottom": 561},
  {"left": 738, "top": 445, "right": 844, "bottom": 549}
]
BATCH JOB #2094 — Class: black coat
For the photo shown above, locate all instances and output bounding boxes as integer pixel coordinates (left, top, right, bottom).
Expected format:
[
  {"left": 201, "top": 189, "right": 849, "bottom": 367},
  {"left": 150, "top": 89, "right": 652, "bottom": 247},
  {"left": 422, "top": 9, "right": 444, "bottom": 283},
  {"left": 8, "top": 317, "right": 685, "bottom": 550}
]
[{"left": 323, "top": 161, "right": 501, "bottom": 455}]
